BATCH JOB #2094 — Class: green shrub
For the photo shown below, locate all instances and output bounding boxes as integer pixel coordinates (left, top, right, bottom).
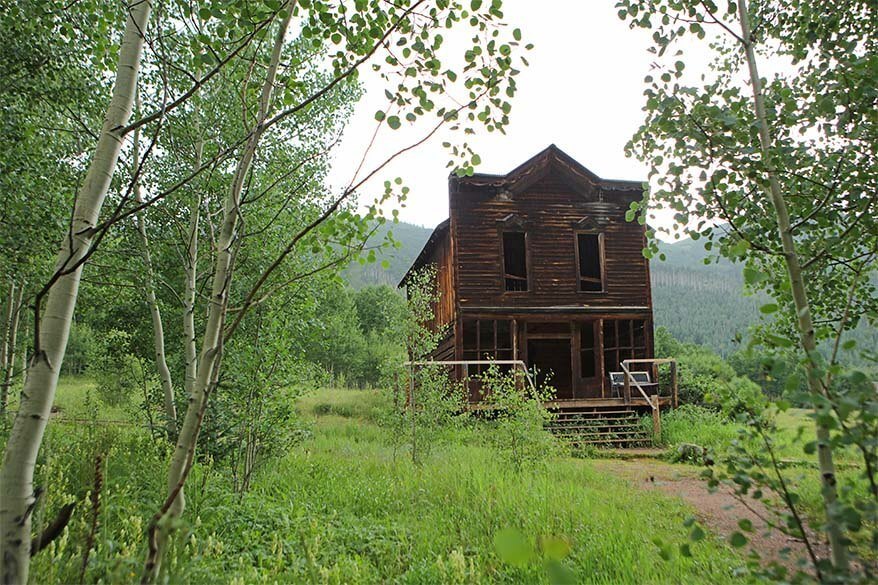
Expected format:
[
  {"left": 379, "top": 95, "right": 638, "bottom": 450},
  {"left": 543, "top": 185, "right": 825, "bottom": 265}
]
[
  {"left": 478, "top": 365, "right": 560, "bottom": 470},
  {"left": 63, "top": 321, "right": 100, "bottom": 375},
  {"left": 385, "top": 364, "right": 469, "bottom": 464},
  {"left": 653, "top": 404, "right": 739, "bottom": 452},
  {"left": 91, "top": 329, "right": 154, "bottom": 407}
]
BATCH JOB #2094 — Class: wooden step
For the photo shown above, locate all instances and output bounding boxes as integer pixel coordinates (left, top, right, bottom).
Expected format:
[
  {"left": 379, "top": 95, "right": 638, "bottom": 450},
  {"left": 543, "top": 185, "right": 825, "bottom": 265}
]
[
  {"left": 552, "top": 430, "right": 649, "bottom": 438},
  {"left": 546, "top": 407, "right": 653, "bottom": 447},
  {"left": 552, "top": 414, "right": 639, "bottom": 421},
  {"left": 554, "top": 408, "right": 639, "bottom": 414},
  {"left": 569, "top": 437, "right": 652, "bottom": 445},
  {"left": 554, "top": 415, "right": 638, "bottom": 422},
  {"left": 550, "top": 426, "right": 649, "bottom": 434}
]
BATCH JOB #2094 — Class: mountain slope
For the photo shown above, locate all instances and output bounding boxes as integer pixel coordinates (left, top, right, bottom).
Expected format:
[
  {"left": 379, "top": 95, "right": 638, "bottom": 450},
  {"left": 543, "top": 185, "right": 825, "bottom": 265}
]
[
  {"left": 651, "top": 237, "right": 759, "bottom": 355},
  {"left": 343, "top": 221, "right": 433, "bottom": 288}
]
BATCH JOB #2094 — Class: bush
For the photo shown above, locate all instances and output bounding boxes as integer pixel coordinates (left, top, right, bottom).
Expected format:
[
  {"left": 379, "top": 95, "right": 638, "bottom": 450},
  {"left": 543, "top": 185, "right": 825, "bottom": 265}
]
[
  {"left": 385, "top": 364, "right": 469, "bottom": 464},
  {"left": 655, "top": 326, "right": 754, "bottom": 406},
  {"left": 478, "top": 365, "right": 560, "bottom": 470},
  {"left": 63, "top": 322, "right": 100, "bottom": 375},
  {"left": 91, "top": 329, "right": 153, "bottom": 407}
]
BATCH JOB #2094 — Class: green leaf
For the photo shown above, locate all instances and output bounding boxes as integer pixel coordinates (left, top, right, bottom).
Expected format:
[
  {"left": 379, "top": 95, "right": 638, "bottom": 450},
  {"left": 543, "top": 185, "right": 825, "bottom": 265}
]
[
  {"left": 513, "top": 28, "right": 522, "bottom": 41},
  {"left": 545, "top": 560, "right": 576, "bottom": 585},
  {"left": 759, "top": 303, "right": 779, "bottom": 314},
  {"left": 765, "top": 334, "right": 794, "bottom": 348},
  {"left": 540, "top": 535, "right": 571, "bottom": 561},
  {"left": 387, "top": 115, "right": 401, "bottom": 129},
  {"left": 743, "top": 266, "right": 768, "bottom": 285},
  {"left": 690, "top": 525, "right": 705, "bottom": 542},
  {"left": 374, "top": 110, "right": 386, "bottom": 121},
  {"left": 730, "top": 532, "right": 748, "bottom": 548},
  {"left": 494, "top": 528, "right": 533, "bottom": 567}
]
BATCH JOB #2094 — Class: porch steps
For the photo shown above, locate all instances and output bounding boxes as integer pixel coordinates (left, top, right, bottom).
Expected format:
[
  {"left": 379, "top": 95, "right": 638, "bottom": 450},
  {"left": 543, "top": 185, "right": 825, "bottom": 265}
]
[{"left": 545, "top": 406, "right": 652, "bottom": 447}]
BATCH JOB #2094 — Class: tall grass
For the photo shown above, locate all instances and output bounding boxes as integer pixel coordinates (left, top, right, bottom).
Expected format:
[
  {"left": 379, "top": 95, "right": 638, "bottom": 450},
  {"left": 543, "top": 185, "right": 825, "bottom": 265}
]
[
  {"left": 12, "top": 380, "right": 748, "bottom": 584},
  {"left": 652, "top": 404, "right": 739, "bottom": 451}
]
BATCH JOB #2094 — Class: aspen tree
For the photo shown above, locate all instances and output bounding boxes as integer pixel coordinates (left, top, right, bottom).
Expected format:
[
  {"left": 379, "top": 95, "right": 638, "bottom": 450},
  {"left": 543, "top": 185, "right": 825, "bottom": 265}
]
[
  {"left": 0, "top": 2, "right": 151, "bottom": 582},
  {"left": 141, "top": 8, "right": 294, "bottom": 582},
  {"left": 132, "top": 92, "right": 179, "bottom": 439},
  {"left": 737, "top": 0, "right": 847, "bottom": 570}
]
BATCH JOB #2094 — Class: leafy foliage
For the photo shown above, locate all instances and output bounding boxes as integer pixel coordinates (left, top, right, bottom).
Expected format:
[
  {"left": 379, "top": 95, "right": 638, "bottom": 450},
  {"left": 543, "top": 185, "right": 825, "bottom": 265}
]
[
  {"left": 478, "top": 364, "right": 558, "bottom": 471},
  {"left": 618, "top": 0, "right": 878, "bottom": 579}
]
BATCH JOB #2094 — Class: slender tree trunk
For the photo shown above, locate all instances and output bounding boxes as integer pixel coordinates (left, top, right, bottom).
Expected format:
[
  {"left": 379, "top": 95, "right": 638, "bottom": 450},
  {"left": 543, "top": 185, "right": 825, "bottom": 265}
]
[
  {"left": 738, "top": 0, "right": 848, "bottom": 572},
  {"left": 0, "top": 2, "right": 151, "bottom": 582},
  {"left": 132, "top": 91, "right": 178, "bottom": 440},
  {"left": 0, "top": 283, "right": 15, "bottom": 416},
  {"left": 0, "top": 284, "right": 24, "bottom": 415},
  {"left": 183, "top": 110, "right": 203, "bottom": 398},
  {"left": 142, "top": 9, "right": 292, "bottom": 582},
  {"left": 19, "top": 347, "right": 26, "bottom": 387}
]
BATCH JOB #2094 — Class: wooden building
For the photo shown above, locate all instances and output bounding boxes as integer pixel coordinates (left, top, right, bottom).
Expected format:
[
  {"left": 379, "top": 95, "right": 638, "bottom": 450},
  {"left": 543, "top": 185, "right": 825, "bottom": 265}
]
[{"left": 400, "top": 145, "right": 669, "bottom": 410}]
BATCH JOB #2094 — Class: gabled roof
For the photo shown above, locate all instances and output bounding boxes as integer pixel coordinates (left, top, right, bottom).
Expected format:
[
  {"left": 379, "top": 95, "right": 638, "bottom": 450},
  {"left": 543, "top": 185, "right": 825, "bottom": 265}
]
[
  {"left": 398, "top": 145, "right": 646, "bottom": 288},
  {"left": 449, "top": 144, "right": 645, "bottom": 195}
]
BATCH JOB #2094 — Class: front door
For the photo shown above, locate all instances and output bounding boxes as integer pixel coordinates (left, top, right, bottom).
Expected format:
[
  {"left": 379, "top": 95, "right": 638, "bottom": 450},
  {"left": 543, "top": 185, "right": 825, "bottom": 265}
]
[{"left": 526, "top": 338, "right": 573, "bottom": 399}]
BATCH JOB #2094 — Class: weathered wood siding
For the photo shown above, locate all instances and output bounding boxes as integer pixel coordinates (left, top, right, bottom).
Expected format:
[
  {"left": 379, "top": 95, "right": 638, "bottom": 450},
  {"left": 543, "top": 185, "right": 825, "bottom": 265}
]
[
  {"left": 450, "top": 175, "right": 650, "bottom": 309},
  {"left": 425, "top": 232, "right": 455, "bottom": 333}
]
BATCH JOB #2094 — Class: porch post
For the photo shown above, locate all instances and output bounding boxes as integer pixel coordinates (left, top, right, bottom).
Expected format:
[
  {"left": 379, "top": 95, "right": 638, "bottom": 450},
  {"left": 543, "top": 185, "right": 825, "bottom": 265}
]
[
  {"left": 670, "top": 360, "right": 678, "bottom": 408},
  {"left": 652, "top": 402, "right": 661, "bottom": 440},
  {"left": 597, "top": 319, "right": 606, "bottom": 398},
  {"left": 512, "top": 319, "right": 518, "bottom": 361}
]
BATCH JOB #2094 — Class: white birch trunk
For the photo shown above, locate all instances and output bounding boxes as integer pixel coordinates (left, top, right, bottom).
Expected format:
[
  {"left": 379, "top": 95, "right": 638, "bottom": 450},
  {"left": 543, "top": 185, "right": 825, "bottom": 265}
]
[
  {"left": 0, "top": 283, "right": 15, "bottom": 415},
  {"left": 738, "top": 0, "right": 848, "bottom": 572},
  {"left": 183, "top": 111, "right": 203, "bottom": 398},
  {"left": 0, "top": 2, "right": 151, "bottom": 582},
  {"left": 0, "top": 284, "right": 24, "bottom": 415},
  {"left": 132, "top": 92, "right": 178, "bottom": 439},
  {"left": 142, "top": 10, "right": 292, "bottom": 582}
]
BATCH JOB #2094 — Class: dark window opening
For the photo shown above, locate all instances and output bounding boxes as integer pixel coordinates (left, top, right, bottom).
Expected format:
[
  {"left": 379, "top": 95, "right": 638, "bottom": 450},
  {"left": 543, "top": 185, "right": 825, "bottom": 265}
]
[
  {"left": 576, "top": 233, "right": 603, "bottom": 292},
  {"left": 602, "top": 319, "right": 649, "bottom": 374},
  {"left": 503, "top": 232, "right": 528, "bottom": 291},
  {"left": 462, "top": 319, "right": 514, "bottom": 374},
  {"left": 579, "top": 322, "right": 597, "bottom": 378}
]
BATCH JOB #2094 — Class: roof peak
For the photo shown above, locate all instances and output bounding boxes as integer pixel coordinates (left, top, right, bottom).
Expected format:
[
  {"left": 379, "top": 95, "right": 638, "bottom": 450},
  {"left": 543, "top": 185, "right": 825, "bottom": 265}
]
[{"left": 450, "top": 144, "right": 644, "bottom": 193}]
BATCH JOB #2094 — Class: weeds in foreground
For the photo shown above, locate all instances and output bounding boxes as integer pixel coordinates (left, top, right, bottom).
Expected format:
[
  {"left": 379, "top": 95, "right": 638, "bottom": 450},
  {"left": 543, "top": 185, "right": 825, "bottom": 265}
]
[
  {"left": 13, "top": 379, "right": 750, "bottom": 584},
  {"left": 478, "top": 365, "right": 560, "bottom": 471}
]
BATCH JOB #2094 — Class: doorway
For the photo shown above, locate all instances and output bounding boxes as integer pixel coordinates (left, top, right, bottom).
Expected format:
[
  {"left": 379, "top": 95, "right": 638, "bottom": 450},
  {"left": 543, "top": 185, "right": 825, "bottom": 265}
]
[{"left": 527, "top": 338, "right": 573, "bottom": 399}]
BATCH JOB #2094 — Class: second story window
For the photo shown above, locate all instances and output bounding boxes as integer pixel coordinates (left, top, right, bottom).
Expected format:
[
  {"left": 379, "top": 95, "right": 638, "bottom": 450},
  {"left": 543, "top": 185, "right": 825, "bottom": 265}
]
[
  {"left": 576, "top": 233, "right": 604, "bottom": 292},
  {"left": 502, "top": 231, "right": 528, "bottom": 291}
]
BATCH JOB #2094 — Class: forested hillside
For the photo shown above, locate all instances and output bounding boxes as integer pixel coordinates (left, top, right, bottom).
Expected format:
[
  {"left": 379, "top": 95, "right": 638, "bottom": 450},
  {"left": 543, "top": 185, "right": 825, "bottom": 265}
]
[
  {"left": 345, "top": 221, "right": 761, "bottom": 355},
  {"left": 650, "top": 236, "right": 760, "bottom": 355}
]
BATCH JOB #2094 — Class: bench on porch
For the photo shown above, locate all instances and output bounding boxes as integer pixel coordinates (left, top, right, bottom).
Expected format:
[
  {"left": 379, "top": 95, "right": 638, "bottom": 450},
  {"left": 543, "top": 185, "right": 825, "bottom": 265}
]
[{"left": 608, "top": 371, "right": 658, "bottom": 398}]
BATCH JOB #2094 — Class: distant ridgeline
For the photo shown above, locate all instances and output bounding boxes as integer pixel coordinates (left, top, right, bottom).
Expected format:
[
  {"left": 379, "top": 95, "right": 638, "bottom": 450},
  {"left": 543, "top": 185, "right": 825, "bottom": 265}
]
[{"left": 344, "top": 221, "right": 875, "bottom": 358}]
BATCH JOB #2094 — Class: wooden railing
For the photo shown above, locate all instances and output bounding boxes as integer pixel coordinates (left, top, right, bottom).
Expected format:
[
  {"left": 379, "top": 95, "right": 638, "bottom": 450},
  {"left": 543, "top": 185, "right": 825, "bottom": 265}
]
[
  {"left": 403, "top": 359, "right": 537, "bottom": 406},
  {"left": 620, "top": 358, "right": 678, "bottom": 439}
]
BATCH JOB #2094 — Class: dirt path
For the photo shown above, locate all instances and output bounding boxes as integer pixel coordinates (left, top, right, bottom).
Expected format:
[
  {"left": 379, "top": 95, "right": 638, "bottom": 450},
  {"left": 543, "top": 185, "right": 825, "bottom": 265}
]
[{"left": 593, "top": 458, "right": 826, "bottom": 573}]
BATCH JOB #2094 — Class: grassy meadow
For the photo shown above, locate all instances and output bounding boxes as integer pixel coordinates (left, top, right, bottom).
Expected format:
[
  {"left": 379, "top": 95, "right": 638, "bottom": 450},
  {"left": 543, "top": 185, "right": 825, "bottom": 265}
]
[{"left": 8, "top": 377, "right": 758, "bottom": 584}]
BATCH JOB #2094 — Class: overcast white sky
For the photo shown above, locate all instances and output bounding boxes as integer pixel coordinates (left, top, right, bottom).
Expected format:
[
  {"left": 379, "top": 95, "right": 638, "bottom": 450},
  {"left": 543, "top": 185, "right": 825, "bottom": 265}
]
[{"left": 327, "top": 1, "right": 712, "bottom": 231}]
